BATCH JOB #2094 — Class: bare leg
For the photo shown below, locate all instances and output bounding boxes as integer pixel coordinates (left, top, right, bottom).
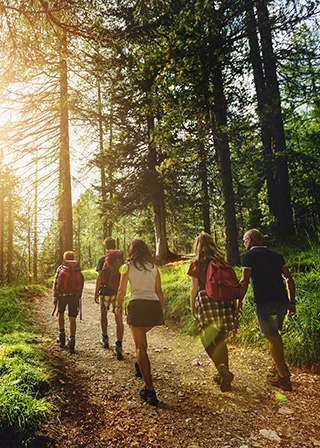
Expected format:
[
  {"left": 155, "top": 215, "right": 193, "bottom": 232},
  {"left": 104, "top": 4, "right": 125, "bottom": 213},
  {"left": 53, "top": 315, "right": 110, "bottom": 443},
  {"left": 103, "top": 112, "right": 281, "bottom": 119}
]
[
  {"left": 130, "top": 326, "right": 153, "bottom": 390},
  {"left": 69, "top": 316, "right": 76, "bottom": 337},
  {"left": 115, "top": 312, "right": 124, "bottom": 342},
  {"left": 58, "top": 312, "right": 65, "bottom": 331},
  {"left": 101, "top": 309, "right": 108, "bottom": 335},
  {"left": 266, "top": 333, "right": 288, "bottom": 378}
]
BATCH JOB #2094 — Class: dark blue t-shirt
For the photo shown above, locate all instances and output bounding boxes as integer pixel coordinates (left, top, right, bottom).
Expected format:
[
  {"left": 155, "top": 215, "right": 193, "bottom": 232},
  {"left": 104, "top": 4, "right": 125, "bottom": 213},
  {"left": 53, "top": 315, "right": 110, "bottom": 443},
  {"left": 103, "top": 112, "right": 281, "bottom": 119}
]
[{"left": 241, "top": 246, "right": 288, "bottom": 304}]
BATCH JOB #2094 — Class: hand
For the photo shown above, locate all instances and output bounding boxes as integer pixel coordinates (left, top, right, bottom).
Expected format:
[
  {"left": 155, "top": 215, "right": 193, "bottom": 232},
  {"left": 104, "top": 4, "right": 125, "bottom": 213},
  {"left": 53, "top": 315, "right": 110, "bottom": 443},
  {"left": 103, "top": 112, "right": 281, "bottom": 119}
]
[
  {"left": 53, "top": 297, "right": 58, "bottom": 305},
  {"left": 115, "top": 306, "right": 122, "bottom": 316},
  {"left": 287, "top": 303, "right": 296, "bottom": 317},
  {"left": 94, "top": 295, "right": 99, "bottom": 304}
]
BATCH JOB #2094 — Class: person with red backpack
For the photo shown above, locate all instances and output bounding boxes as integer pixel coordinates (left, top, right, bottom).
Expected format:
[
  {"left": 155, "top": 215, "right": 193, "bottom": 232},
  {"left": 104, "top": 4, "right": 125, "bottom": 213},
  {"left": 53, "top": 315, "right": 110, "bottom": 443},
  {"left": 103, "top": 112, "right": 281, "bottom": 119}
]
[
  {"left": 53, "top": 251, "right": 84, "bottom": 354},
  {"left": 94, "top": 237, "right": 124, "bottom": 360},
  {"left": 187, "top": 232, "right": 240, "bottom": 392}
]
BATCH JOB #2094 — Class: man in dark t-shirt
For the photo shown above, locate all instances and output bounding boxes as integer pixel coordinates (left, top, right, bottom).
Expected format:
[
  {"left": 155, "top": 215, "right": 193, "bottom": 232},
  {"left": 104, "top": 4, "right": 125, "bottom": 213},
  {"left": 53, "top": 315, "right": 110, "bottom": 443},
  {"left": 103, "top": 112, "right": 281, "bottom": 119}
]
[{"left": 240, "top": 229, "right": 296, "bottom": 391}]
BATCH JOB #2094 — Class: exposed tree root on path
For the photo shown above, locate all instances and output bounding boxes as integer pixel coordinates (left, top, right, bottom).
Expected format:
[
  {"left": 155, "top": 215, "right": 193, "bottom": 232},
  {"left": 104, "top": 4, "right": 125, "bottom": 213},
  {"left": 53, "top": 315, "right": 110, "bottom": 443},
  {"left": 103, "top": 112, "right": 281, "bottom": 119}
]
[{"left": 32, "top": 280, "right": 320, "bottom": 448}]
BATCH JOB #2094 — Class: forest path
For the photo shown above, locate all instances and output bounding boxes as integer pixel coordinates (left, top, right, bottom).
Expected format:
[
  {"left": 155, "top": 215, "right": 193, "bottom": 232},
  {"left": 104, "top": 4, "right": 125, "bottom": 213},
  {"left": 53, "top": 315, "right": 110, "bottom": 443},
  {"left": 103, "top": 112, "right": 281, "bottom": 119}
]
[{"left": 34, "top": 280, "right": 320, "bottom": 448}]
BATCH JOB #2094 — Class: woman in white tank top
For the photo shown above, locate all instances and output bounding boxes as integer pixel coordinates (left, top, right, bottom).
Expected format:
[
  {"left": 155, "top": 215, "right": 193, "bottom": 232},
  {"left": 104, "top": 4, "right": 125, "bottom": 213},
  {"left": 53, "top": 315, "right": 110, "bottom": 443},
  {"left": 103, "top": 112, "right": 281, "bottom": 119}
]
[{"left": 116, "top": 239, "right": 164, "bottom": 406}]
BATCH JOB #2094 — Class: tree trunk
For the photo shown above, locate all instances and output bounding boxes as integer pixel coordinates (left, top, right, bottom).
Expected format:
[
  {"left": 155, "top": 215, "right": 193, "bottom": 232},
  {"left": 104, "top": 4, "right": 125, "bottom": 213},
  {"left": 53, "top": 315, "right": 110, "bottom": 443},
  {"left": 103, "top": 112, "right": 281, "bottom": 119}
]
[
  {"left": 212, "top": 51, "right": 240, "bottom": 265},
  {"left": 58, "top": 31, "right": 73, "bottom": 259},
  {"left": 146, "top": 110, "right": 169, "bottom": 263},
  {"left": 6, "top": 190, "right": 13, "bottom": 284},
  {"left": 33, "top": 154, "right": 38, "bottom": 282},
  {"left": 245, "top": 0, "right": 276, "bottom": 218},
  {"left": 246, "top": 0, "right": 295, "bottom": 235},
  {"left": 98, "top": 81, "right": 109, "bottom": 239},
  {"left": 199, "top": 140, "right": 211, "bottom": 234},
  {"left": 0, "top": 154, "right": 4, "bottom": 285}
]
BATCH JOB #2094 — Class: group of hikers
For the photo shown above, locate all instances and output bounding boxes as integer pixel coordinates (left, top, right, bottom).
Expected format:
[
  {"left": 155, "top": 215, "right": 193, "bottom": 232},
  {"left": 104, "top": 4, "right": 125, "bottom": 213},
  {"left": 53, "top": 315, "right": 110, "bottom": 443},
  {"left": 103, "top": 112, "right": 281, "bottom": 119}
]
[{"left": 52, "top": 229, "right": 296, "bottom": 407}]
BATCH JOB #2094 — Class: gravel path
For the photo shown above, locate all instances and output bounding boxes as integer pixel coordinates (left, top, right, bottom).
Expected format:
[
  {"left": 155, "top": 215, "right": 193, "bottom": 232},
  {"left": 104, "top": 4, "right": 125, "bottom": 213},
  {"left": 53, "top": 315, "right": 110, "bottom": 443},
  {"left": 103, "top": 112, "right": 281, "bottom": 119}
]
[{"left": 32, "top": 280, "right": 320, "bottom": 448}]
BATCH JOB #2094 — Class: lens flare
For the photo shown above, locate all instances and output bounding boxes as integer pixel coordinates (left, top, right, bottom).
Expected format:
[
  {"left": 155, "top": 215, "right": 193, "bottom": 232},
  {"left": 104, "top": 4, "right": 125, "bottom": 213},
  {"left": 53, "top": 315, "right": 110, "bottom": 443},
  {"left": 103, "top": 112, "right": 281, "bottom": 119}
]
[
  {"left": 275, "top": 391, "right": 287, "bottom": 402},
  {"left": 119, "top": 264, "right": 128, "bottom": 274}
]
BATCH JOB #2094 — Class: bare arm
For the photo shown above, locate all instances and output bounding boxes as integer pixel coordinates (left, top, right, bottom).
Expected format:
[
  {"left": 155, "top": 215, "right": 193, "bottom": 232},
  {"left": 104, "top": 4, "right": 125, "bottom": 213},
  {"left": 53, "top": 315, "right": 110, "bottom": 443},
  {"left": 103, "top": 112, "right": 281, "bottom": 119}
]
[
  {"left": 94, "top": 271, "right": 102, "bottom": 303},
  {"left": 115, "top": 266, "right": 129, "bottom": 314},
  {"left": 190, "top": 276, "right": 199, "bottom": 312},
  {"left": 239, "top": 268, "right": 251, "bottom": 311},
  {"left": 282, "top": 265, "right": 296, "bottom": 316},
  {"left": 155, "top": 269, "right": 164, "bottom": 311}
]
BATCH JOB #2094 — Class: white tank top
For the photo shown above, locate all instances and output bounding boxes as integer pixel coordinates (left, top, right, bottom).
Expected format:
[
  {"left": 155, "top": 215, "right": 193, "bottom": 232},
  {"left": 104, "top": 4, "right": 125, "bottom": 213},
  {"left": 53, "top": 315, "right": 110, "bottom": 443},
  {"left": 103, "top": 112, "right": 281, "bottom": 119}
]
[{"left": 128, "top": 262, "right": 159, "bottom": 301}]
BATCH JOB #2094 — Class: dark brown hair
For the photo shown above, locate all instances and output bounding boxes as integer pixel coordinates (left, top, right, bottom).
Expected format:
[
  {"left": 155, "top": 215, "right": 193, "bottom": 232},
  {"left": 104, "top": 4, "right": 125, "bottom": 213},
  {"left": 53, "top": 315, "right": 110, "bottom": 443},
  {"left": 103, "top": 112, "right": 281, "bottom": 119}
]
[
  {"left": 103, "top": 237, "right": 116, "bottom": 250},
  {"left": 126, "top": 239, "right": 154, "bottom": 271}
]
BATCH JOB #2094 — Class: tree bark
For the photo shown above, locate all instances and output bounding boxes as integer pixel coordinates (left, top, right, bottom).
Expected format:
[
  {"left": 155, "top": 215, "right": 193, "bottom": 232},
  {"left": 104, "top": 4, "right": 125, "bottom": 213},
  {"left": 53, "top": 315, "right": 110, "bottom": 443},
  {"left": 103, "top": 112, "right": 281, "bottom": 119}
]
[
  {"left": 245, "top": 0, "right": 295, "bottom": 235},
  {"left": 58, "top": 31, "right": 73, "bottom": 259},
  {"left": 6, "top": 190, "right": 13, "bottom": 284},
  {"left": 198, "top": 140, "right": 211, "bottom": 234},
  {"left": 212, "top": 48, "right": 240, "bottom": 265},
  {"left": 0, "top": 156, "right": 4, "bottom": 285}
]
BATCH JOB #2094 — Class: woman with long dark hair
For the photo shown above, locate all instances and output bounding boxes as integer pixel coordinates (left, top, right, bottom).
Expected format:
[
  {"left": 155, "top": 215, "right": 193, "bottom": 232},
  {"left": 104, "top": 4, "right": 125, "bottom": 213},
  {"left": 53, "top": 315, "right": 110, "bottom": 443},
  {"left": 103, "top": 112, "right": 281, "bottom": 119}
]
[
  {"left": 187, "top": 232, "right": 239, "bottom": 392},
  {"left": 116, "top": 239, "right": 164, "bottom": 406}
]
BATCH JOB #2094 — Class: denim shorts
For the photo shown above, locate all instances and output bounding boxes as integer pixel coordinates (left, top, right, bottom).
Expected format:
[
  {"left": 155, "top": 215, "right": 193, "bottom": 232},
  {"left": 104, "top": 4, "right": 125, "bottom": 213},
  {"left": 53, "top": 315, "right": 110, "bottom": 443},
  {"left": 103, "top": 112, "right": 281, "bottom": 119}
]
[{"left": 256, "top": 301, "right": 288, "bottom": 337}]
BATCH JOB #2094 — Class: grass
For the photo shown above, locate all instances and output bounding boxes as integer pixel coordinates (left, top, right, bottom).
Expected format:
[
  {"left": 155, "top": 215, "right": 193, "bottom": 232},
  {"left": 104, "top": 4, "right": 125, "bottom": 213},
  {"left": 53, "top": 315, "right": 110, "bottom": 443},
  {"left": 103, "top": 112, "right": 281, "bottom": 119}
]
[
  {"left": 0, "top": 286, "right": 51, "bottom": 445},
  {"left": 160, "top": 243, "right": 320, "bottom": 369}
]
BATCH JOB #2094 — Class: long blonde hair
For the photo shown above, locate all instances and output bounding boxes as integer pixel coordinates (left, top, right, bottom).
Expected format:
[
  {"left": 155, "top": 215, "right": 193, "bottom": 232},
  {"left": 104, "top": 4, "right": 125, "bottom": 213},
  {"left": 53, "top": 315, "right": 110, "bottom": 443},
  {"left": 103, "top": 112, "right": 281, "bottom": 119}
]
[{"left": 193, "top": 232, "right": 224, "bottom": 271}]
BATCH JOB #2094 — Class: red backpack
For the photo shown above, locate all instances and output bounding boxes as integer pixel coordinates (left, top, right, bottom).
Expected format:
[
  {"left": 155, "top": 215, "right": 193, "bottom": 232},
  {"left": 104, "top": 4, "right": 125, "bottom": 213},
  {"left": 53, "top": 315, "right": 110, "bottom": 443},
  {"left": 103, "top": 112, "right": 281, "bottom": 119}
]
[
  {"left": 101, "top": 250, "right": 124, "bottom": 293},
  {"left": 205, "top": 260, "right": 240, "bottom": 301},
  {"left": 57, "top": 260, "right": 84, "bottom": 296}
]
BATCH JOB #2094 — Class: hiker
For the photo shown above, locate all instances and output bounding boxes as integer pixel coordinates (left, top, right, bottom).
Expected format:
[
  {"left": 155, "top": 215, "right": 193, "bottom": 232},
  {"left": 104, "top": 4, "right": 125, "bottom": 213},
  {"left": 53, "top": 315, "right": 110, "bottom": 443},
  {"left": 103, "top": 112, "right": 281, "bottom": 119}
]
[
  {"left": 187, "top": 232, "right": 240, "bottom": 392},
  {"left": 240, "top": 229, "right": 296, "bottom": 391},
  {"left": 115, "top": 239, "right": 164, "bottom": 406},
  {"left": 94, "top": 237, "right": 124, "bottom": 360},
  {"left": 53, "top": 251, "right": 84, "bottom": 354}
]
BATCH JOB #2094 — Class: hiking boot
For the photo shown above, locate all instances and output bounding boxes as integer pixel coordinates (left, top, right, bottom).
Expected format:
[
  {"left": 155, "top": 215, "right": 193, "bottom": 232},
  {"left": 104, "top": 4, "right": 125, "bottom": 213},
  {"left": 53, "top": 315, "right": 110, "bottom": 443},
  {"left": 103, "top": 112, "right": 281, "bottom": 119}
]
[
  {"left": 267, "top": 373, "right": 292, "bottom": 391},
  {"left": 100, "top": 335, "right": 109, "bottom": 349},
  {"left": 135, "top": 362, "right": 142, "bottom": 378},
  {"left": 213, "top": 373, "right": 222, "bottom": 384},
  {"left": 116, "top": 342, "right": 123, "bottom": 361},
  {"left": 68, "top": 337, "right": 75, "bottom": 354},
  {"left": 218, "top": 364, "right": 234, "bottom": 392},
  {"left": 140, "top": 387, "right": 158, "bottom": 406},
  {"left": 57, "top": 331, "right": 65, "bottom": 348}
]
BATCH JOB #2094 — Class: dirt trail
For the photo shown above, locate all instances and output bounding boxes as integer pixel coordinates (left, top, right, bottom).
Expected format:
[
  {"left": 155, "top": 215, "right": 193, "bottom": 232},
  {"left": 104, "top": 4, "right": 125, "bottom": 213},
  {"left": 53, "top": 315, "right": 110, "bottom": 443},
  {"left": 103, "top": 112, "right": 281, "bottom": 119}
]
[{"left": 33, "top": 280, "right": 320, "bottom": 448}]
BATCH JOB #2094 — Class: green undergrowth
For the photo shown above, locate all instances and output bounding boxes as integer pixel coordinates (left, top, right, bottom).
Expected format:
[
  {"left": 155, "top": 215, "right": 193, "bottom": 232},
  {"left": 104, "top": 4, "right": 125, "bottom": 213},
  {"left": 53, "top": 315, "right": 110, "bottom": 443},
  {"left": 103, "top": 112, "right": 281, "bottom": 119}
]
[
  {"left": 0, "top": 286, "right": 51, "bottom": 446},
  {"left": 160, "top": 241, "right": 320, "bottom": 369}
]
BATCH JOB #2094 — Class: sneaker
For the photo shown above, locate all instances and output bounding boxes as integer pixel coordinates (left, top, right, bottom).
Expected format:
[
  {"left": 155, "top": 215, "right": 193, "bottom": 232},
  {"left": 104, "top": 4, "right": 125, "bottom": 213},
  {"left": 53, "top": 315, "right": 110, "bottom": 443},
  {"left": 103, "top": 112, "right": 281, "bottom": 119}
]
[
  {"left": 57, "top": 331, "right": 65, "bottom": 348},
  {"left": 218, "top": 364, "right": 234, "bottom": 392},
  {"left": 116, "top": 343, "right": 123, "bottom": 361},
  {"left": 135, "top": 362, "right": 142, "bottom": 378},
  {"left": 100, "top": 335, "right": 109, "bottom": 349},
  {"left": 68, "top": 337, "right": 75, "bottom": 354},
  {"left": 140, "top": 387, "right": 158, "bottom": 406},
  {"left": 267, "top": 373, "right": 292, "bottom": 391}
]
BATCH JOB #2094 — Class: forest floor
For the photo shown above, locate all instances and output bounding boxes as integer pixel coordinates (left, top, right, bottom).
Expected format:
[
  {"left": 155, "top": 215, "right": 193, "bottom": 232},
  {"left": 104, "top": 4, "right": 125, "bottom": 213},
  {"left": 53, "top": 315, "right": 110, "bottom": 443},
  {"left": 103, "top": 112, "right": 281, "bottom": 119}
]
[{"left": 31, "top": 279, "right": 320, "bottom": 448}]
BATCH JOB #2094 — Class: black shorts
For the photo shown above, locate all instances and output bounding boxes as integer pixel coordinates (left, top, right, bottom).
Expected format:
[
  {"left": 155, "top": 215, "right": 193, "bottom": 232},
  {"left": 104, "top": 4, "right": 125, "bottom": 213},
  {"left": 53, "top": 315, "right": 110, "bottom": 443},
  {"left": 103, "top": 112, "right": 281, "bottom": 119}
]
[
  {"left": 58, "top": 295, "right": 79, "bottom": 318},
  {"left": 127, "top": 300, "right": 164, "bottom": 327}
]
